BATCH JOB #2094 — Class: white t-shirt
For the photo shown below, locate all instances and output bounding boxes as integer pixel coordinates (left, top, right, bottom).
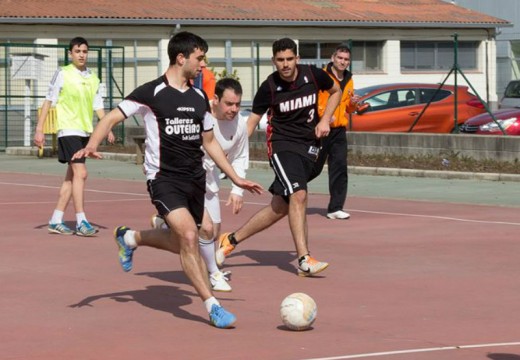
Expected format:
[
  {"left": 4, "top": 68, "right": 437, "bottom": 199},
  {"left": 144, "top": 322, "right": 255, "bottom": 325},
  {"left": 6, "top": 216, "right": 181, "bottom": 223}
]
[{"left": 203, "top": 112, "right": 249, "bottom": 197}]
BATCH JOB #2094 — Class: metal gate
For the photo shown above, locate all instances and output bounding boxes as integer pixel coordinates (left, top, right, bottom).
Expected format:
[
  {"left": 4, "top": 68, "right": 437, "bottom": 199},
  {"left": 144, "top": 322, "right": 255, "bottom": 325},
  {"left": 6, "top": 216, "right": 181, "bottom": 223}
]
[{"left": 0, "top": 43, "right": 125, "bottom": 150}]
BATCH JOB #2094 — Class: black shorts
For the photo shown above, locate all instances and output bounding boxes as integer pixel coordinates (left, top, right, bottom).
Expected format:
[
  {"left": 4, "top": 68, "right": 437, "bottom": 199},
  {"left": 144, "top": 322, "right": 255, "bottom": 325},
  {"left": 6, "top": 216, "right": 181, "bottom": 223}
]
[
  {"left": 146, "top": 174, "right": 206, "bottom": 227},
  {"left": 58, "top": 136, "right": 89, "bottom": 164},
  {"left": 269, "top": 151, "right": 315, "bottom": 200}
]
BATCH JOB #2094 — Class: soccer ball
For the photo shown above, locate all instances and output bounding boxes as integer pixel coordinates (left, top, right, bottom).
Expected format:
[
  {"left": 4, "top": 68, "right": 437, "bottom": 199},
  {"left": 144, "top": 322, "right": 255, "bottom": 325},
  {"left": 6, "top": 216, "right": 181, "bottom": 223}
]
[{"left": 280, "top": 292, "right": 317, "bottom": 331}]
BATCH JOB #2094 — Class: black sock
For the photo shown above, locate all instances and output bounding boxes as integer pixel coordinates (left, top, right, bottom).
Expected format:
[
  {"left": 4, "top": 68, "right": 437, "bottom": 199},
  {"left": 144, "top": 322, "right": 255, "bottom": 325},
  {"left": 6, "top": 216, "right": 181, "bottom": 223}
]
[{"left": 228, "top": 232, "right": 238, "bottom": 246}]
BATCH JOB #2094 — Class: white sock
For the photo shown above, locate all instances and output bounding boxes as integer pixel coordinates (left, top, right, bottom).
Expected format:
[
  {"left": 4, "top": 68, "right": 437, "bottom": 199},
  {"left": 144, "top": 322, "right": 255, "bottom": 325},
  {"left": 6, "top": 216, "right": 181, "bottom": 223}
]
[
  {"left": 198, "top": 237, "right": 219, "bottom": 274},
  {"left": 204, "top": 296, "right": 220, "bottom": 313},
  {"left": 49, "top": 210, "right": 64, "bottom": 224},
  {"left": 76, "top": 212, "right": 87, "bottom": 225},
  {"left": 124, "top": 230, "right": 137, "bottom": 249}
]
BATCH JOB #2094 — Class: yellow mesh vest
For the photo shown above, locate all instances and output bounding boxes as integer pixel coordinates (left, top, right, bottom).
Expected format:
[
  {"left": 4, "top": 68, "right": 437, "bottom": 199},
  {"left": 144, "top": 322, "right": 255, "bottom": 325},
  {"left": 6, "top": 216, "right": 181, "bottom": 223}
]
[{"left": 56, "top": 64, "right": 100, "bottom": 133}]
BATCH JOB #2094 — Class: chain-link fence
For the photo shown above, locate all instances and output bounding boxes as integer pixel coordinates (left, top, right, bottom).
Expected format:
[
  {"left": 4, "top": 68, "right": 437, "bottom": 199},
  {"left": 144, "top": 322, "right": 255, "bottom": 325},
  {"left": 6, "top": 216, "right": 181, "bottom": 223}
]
[{"left": 0, "top": 43, "right": 125, "bottom": 150}]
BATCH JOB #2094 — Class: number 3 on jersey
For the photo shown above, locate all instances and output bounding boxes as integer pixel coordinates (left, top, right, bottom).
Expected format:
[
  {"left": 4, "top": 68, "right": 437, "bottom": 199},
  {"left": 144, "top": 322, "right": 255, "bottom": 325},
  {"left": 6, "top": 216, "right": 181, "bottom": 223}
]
[{"left": 307, "top": 108, "right": 315, "bottom": 123}]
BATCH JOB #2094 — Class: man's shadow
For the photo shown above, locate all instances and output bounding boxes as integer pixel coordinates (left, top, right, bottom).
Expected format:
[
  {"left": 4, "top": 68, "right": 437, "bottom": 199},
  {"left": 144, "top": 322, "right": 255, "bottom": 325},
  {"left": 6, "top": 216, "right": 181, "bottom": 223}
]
[
  {"left": 488, "top": 354, "right": 520, "bottom": 360},
  {"left": 213, "top": 249, "right": 326, "bottom": 278},
  {"left": 306, "top": 207, "right": 327, "bottom": 217},
  {"left": 70, "top": 284, "right": 208, "bottom": 325},
  {"left": 35, "top": 221, "right": 109, "bottom": 232}
]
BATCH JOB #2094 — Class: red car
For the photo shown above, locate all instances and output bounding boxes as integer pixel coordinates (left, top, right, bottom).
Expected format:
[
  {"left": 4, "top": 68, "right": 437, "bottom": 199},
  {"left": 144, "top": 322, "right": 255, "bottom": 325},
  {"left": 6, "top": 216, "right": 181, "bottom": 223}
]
[
  {"left": 352, "top": 83, "right": 485, "bottom": 133},
  {"left": 460, "top": 108, "right": 520, "bottom": 135}
]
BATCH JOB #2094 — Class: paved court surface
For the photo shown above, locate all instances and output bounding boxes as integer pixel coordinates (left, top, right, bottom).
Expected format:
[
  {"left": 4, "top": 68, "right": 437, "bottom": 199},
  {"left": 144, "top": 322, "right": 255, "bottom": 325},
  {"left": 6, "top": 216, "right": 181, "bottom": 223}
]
[{"left": 1, "top": 153, "right": 520, "bottom": 360}]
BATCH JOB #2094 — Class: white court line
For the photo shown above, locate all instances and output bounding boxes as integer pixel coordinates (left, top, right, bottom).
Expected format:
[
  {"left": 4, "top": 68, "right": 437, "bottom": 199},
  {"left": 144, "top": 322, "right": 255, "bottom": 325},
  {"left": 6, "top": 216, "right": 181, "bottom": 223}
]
[
  {"left": 1, "top": 181, "right": 519, "bottom": 226},
  {"left": 352, "top": 209, "right": 520, "bottom": 226},
  {"left": 0, "top": 199, "right": 148, "bottom": 205},
  {"left": 303, "top": 341, "right": 520, "bottom": 360},
  {"left": 0, "top": 181, "right": 148, "bottom": 197}
]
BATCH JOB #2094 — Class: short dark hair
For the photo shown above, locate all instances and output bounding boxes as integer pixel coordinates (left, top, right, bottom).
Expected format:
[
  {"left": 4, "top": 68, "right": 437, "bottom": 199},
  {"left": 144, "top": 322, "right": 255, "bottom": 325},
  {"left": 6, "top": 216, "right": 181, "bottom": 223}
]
[
  {"left": 333, "top": 43, "right": 351, "bottom": 55},
  {"left": 69, "top": 37, "right": 89, "bottom": 51},
  {"left": 168, "top": 31, "right": 208, "bottom": 65},
  {"left": 215, "top": 77, "right": 242, "bottom": 99},
  {"left": 272, "top": 38, "right": 297, "bottom": 56}
]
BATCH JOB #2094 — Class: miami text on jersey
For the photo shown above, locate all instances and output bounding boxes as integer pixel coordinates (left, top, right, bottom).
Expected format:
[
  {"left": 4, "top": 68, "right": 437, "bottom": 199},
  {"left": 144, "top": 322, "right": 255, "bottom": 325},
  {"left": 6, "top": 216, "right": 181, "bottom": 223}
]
[{"left": 279, "top": 93, "right": 316, "bottom": 112}]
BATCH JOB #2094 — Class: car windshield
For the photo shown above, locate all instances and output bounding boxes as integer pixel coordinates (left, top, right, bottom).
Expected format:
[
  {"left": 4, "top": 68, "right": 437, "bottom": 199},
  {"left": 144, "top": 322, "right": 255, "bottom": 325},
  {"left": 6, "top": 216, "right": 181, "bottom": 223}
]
[
  {"left": 355, "top": 85, "right": 385, "bottom": 97},
  {"left": 504, "top": 81, "right": 520, "bottom": 98}
]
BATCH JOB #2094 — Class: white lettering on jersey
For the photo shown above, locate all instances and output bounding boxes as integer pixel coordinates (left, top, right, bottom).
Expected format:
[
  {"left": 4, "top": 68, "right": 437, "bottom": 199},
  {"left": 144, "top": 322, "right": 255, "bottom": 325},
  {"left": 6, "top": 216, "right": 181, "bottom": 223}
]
[
  {"left": 177, "top": 106, "right": 195, "bottom": 112},
  {"left": 164, "top": 117, "right": 201, "bottom": 137},
  {"left": 279, "top": 93, "right": 316, "bottom": 112}
]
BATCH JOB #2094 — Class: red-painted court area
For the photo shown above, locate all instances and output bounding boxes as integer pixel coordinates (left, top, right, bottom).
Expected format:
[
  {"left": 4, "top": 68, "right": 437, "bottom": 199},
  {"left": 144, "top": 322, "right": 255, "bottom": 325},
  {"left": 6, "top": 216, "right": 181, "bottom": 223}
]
[{"left": 1, "top": 170, "right": 520, "bottom": 360}]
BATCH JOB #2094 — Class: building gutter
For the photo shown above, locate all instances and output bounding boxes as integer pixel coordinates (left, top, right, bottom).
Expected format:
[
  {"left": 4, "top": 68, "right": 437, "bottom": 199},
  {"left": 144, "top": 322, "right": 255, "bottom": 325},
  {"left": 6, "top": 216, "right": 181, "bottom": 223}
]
[{"left": 0, "top": 18, "right": 512, "bottom": 29}]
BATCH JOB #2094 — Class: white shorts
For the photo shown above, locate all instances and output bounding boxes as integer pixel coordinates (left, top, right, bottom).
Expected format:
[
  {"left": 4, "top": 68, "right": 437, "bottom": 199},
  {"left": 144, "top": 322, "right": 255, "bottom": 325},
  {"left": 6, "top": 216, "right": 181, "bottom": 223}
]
[{"left": 205, "top": 190, "right": 221, "bottom": 224}]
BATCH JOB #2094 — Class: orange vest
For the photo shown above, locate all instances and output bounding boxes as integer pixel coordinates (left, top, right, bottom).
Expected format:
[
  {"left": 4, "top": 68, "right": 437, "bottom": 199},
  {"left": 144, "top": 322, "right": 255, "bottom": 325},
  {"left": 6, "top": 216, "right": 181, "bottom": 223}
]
[{"left": 317, "top": 63, "right": 356, "bottom": 128}]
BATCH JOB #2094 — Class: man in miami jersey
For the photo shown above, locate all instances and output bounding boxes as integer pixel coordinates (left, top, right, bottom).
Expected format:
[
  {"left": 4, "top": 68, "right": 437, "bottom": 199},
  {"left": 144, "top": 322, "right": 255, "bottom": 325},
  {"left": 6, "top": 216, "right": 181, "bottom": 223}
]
[
  {"left": 72, "top": 32, "right": 262, "bottom": 329},
  {"left": 216, "top": 38, "right": 341, "bottom": 277}
]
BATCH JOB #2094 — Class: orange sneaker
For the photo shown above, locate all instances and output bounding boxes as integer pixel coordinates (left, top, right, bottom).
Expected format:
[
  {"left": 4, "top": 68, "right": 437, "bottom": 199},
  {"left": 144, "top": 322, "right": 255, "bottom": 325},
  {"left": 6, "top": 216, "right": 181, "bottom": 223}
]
[
  {"left": 297, "top": 255, "right": 329, "bottom": 277},
  {"left": 215, "top": 232, "right": 236, "bottom": 267}
]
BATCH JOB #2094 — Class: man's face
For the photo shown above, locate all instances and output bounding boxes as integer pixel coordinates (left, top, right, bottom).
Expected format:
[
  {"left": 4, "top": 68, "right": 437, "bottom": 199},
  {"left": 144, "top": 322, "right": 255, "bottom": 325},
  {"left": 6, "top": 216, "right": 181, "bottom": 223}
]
[
  {"left": 213, "top": 88, "right": 241, "bottom": 121},
  {"left": 69, "top": 44, "right": 89, "bottom": 70},
  {"left": 183, "top": 48, "right": 206, "bottom": 79},
  {"left": 272, "top": 49, "right": 299, "bottom": 82},
  {"left": 331, "top": 50, "right": 351, "bottom": 73}
]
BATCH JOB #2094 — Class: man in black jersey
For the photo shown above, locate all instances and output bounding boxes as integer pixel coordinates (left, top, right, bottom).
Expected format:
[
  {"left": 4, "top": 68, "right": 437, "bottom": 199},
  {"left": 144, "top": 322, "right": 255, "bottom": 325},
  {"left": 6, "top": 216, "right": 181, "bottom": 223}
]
[
  {"left": 72, "top": 31, "right": 263, "bottom": 329},
  {"left": 216, "top": 38, "right": 341, "bottom": 277}
]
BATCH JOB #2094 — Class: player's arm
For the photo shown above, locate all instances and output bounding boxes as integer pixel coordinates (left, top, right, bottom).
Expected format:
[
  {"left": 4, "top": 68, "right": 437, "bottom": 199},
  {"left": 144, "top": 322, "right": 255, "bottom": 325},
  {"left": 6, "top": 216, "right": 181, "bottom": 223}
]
[
  {"left": 246, "top": 113, "right": 262, "bottom": 137},
  {"left": 72, "top": 108, "right": 126, "bottom": 160},
  {"left": 344, "top": 78, "right": 360, "bottom": 114},
  {"left": 33, "top": 100, "right": 52, "bottom": 148},
  {"left": 247, "top": 83, "right": 270, "bottom": 137},
  {"left": 203, "top": 130, "right": 262, "bottom": 195},
  {"left": 227, "top": 122, "right": 249, "bottom": 214},
  {"left": 34, "top": 69, "right": 62, "bottom": 148},
  {"left": 94, "top": 108, "right": 115, "bottom": 144}
]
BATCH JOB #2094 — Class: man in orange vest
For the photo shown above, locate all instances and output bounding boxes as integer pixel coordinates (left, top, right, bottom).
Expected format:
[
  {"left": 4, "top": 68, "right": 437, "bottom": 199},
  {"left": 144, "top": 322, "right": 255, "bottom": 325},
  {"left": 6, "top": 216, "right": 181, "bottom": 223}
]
[
  {"left": 312, "top": 43, "right": 360, "bottom": 220},
  {"left": 194, "top": 65, "right": 216, "bottom": 99}
]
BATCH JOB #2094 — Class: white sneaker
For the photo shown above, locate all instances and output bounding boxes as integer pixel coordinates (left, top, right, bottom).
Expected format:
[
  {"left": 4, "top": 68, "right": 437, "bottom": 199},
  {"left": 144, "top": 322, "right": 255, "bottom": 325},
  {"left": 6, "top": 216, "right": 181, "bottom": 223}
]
[
  {"left": 326, "top": 210, "right": 351, "bottom": 220},
  {"left": 150, "top": 214, "right": 168, "bottom": 229},
  {"left": 210, "top": 271, "right": 232, "bottom": 292}
]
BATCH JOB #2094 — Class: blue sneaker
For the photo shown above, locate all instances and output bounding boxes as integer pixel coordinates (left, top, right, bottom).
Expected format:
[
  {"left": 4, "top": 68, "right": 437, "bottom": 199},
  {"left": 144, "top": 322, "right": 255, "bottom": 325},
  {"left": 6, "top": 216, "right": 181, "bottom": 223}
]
[
  {"left": 209, "top": 304, "right": 236, "bottom": 328},
  {"left": 76, "top": 220, "right": 97, "bottom": 237},
  {"left": 48, "top": 222, "right": 74, "bottom": 235},
  {"left": 114, "top": 226, "right": 135, "bottom": 272}
]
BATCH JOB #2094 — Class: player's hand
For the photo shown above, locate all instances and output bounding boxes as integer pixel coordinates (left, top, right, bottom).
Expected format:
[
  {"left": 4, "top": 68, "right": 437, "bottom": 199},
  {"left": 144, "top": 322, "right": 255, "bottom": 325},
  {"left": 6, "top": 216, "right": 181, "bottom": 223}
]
[
  {"left": 72, "top": 146, "right": 103, "bottom": 160},
  {"left": 226, "top": 193, "right": 244, "bottom": 215},
  {"left": 107, "top": 131, "right": 116, "bottom": 144},
  {"left": 234, "top": 178, "right": 263, "bottom": 195},
  {"left": 33, "top": 131, "right": 45, "bottom": 148},
  {"left": 349, "top": 90, "right": 361, "bottom": 104},
  {"left": 315, "top": 120, "right": 330, "bottom": 139}
]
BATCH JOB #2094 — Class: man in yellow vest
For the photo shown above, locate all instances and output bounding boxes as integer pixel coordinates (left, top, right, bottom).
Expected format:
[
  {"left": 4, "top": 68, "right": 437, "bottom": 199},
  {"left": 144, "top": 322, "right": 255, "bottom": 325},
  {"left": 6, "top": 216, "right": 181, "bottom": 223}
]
[
  {"left": 312, "top": 43, "right": 360, "bottom": 220},
  {"left": 34, "top": 37, "right": 114, "bottom": 236}
]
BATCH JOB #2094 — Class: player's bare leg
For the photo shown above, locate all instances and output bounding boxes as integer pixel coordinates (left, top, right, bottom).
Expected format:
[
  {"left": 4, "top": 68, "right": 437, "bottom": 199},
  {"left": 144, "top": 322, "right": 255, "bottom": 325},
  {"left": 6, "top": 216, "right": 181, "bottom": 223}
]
[
  {"left": 234, "top": 194, "right": 288, "bottom": 242},
  {"left": 164, "top": 208, "right": 213, "bottom": 300},
  {"left": 287, "top": 189, "right": 309, "bottom": 258},
  {"left": 55, "top": 165, "right": 73, "bottom": 212}
]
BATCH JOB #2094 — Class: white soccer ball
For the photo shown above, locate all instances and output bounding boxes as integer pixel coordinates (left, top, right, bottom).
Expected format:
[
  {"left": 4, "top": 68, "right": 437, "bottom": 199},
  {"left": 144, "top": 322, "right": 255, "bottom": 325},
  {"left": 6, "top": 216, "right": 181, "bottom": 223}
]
[{"left": 280, "top": 292, "right": 317, "bottom": 331}]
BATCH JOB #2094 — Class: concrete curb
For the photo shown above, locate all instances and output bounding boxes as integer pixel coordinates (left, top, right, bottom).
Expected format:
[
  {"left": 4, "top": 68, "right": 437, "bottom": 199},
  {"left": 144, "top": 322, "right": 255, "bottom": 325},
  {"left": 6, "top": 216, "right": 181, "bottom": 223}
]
[{"left": 6, "top": 147, "right": 520, "bottom": 182}]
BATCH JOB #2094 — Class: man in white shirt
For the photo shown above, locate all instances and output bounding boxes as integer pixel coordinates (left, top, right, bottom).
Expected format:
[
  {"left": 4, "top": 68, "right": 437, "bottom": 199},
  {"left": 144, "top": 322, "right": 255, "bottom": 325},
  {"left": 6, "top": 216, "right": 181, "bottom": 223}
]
[{"left": 34, "top": 36, "right": 114, "bottom": 237}]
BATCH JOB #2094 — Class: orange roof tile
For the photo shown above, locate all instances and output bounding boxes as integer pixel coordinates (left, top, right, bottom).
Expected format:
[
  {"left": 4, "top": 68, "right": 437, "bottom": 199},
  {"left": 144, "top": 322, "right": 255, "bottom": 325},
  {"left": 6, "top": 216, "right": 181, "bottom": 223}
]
[{"left": 0, "top": 0, "right": 509, "bottom": 26}]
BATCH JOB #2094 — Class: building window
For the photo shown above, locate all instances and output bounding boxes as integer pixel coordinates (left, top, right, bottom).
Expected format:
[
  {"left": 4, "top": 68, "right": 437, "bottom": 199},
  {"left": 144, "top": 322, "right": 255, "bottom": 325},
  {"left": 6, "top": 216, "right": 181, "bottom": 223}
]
[
  {"left": 299, "top": 41, "right": 383, "bottom": 72},
  {"left": 401, "top": 41, "right": 478, "bottom": 71}
]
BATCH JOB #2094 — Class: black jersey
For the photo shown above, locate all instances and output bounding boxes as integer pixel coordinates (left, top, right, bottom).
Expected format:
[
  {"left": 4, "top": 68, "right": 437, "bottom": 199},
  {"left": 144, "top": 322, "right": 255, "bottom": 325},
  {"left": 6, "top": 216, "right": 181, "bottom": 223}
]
[
  {"left": 118, "top": 75, "right": 213, "bottom": 180},
  {"left": 252, "top": 65, "right": 334, "bottom": 160}
]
